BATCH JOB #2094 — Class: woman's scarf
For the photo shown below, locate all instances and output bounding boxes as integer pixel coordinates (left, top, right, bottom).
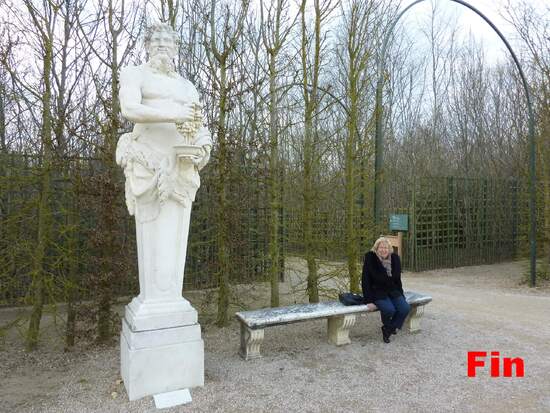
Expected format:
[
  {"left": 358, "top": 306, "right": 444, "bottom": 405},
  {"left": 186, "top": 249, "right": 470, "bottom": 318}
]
[{"left": 378, "top": 254, "right": 392, "bottom": 277}]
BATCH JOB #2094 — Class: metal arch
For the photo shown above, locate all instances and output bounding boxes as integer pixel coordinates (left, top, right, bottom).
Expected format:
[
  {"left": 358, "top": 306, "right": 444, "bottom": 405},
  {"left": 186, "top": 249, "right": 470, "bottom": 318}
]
[{"left": 373, "top": 0, "right": 537, "bottom": 286}]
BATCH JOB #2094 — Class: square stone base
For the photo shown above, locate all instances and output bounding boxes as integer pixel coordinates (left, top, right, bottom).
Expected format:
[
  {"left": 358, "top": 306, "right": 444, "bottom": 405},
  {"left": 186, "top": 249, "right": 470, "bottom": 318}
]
[{"left": 120, "top": 318, "right": 204, "bottom": 401}]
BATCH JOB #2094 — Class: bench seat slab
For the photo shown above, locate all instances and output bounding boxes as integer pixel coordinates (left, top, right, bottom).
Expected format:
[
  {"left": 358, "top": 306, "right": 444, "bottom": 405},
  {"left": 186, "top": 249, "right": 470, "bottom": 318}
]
[{"left": 236, "top": 291, "right": 432, "bottom": 359}]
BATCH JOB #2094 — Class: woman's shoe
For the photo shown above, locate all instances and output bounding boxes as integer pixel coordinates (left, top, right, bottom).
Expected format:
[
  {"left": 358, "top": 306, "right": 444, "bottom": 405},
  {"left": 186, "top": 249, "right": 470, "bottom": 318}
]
[{"left": 381, "top": 326, "right": 391, "bottom": 343}]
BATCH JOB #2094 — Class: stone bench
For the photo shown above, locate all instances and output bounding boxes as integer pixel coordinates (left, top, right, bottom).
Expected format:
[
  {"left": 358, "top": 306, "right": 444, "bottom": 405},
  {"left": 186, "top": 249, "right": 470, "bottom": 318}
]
[{"left": 235, "top": 291, "right": 432, "bottom": 360}]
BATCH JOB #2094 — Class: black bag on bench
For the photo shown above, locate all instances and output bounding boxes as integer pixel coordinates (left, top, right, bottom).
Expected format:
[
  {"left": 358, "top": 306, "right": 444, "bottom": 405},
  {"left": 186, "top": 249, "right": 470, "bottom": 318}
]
[{"left": 338, "top": 292, "right": 365, "bottom": 306}]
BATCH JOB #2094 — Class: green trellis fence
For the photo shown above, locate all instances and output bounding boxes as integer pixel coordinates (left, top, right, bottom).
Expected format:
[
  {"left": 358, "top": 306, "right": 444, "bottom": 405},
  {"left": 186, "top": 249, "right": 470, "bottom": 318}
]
[
  {"left": 1, "top": 150, "right": 541, "bottom": 306},
  {"left": 383, "top": 176, "right": 538, "bottom": 271},
  {"left": 282, "top": 175, "right": 537, "bottom": 272},
  {"left": 0, "top": 153, "right": 270, "bottom": 306}
]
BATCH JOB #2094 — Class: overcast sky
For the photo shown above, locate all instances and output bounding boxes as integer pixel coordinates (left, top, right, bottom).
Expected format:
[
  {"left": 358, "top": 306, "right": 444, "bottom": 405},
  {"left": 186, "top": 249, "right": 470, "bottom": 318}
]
[
  {"left": 1, "top": 0, "right": 545, "bottom": 67},
  {"left": 400, "top": 0, "right": 546, "bottom": 64}
]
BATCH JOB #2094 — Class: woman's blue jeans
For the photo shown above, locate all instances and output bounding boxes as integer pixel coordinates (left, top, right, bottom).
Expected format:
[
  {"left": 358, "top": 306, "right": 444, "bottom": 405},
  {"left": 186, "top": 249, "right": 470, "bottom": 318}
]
[{"left": 374, "top": 295, "right": 411, "bottom": 331}]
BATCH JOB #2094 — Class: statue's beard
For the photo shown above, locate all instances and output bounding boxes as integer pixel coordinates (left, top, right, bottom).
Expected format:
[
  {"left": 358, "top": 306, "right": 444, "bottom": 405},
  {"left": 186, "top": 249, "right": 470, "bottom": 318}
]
[{"left": 148, "top": 53, "right": 176, "bottom": 75}]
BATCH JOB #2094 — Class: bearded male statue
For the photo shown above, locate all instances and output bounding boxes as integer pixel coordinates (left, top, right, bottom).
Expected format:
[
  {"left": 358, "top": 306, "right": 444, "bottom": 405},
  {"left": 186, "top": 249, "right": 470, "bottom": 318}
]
[{"left": 117, "top": 23, "right": 209, "bottom": 405}]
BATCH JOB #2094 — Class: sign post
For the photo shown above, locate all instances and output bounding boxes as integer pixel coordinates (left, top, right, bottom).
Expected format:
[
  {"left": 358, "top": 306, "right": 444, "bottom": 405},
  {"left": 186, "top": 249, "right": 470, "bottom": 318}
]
[{"left": 385, "top": 214, "right": 409, "bottom": 258}]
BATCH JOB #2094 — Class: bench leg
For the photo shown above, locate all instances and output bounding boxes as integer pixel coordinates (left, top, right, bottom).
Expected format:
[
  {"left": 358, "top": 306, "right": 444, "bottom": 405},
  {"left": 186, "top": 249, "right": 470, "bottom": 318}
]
[
  {"left": 239, "top": 322, "right": 264, "bottom": 360},
  {"left": 327, "top": 314, "right": 356, "bottom": 346},
  {"left": 405, "top": 305, "right": 425, "bottom": 333}
]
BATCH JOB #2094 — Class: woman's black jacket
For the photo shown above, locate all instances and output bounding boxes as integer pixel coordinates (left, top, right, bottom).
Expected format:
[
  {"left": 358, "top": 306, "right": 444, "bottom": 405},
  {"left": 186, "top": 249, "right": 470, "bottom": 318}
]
[{"left": 361, "top": 251, "right": 404, "bottom": 304}]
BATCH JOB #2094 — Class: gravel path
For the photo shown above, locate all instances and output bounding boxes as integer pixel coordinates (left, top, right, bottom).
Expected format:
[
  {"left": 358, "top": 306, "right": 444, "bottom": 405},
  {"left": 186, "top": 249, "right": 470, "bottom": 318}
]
[{"left": 1, "top": 260, "right": 549, "bottom": 413}]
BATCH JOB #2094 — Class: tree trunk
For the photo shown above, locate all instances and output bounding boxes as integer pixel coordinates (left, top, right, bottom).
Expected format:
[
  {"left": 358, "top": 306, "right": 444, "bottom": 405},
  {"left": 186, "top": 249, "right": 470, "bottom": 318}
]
[
  {"left": 300, "top": 0, "right": 326, "bottom": 303},
  {"left": 26, "top": 35, "right": 53, "bottom": 352},
  {"left": 215, "top": 61, "right": 230, "bottom": 326},
  {"left": 96, "top": 0, "right": 122, "bottom": 342},
  {"left": 64, "top": 169, "right": 79, "bottom": 349},
  {"left": 345, "top": 92, "right": 359, "bottom": 291},
  {"left": 268, "top": 52, "right": 281, "bottom": 307},
  {"left": 0, "top": 79, "right": 5, "bottom": 151}
]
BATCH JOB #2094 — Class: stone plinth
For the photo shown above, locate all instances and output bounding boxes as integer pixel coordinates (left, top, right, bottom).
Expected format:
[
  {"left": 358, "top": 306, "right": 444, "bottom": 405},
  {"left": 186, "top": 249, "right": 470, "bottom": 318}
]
[{"left": 120, "top": 317, "right": 204, "bottom": 401}]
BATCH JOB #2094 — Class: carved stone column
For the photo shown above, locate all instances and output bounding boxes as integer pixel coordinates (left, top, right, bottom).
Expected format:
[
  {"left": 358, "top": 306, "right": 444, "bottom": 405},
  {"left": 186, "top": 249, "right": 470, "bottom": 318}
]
[
  {"left": 327, "top": 314, "right": 356, "bottom": 346},
  {"left": 125, "top": 197, "right": 196, "bottom": 331},
  {"left": 239, "top": 323, "right": 265, "bottom": 360},
  {"left": 405, "top": 305, "right": 424, "bottom": 333}
]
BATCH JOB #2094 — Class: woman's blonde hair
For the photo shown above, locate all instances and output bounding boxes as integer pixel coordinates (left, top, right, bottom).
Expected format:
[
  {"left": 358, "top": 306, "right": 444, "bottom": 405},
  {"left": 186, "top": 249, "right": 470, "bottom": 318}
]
[{"left": 371, "top": 237, "right": 392, "bottom": 254}]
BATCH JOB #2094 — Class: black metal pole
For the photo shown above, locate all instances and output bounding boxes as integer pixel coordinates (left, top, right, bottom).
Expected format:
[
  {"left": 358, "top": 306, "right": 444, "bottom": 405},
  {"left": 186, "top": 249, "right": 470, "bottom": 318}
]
[{"left": 373, "top": 0, "right": 537, "bottom": 285}]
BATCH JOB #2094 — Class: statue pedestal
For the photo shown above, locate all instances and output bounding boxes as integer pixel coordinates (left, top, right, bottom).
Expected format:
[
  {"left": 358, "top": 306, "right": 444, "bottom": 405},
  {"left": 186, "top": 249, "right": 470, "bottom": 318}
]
[
  {"left": 120, "top": 315, "right": 204, "bottom": 401},
  {"left": 120, "top": 187, "right": 204, "bottom": 402}
]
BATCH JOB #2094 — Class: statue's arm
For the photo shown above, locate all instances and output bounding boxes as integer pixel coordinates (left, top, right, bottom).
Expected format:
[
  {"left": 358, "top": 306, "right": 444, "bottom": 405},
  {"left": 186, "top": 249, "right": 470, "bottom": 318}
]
[
  {"left": 195, "top": 126, "right": 212, "bottom": 147},
  {"left": 119, "top": 66, "right": 185, "bottom": 123},
  {"left": 193, "top": 92, "right": 212, "bottom": 170}
]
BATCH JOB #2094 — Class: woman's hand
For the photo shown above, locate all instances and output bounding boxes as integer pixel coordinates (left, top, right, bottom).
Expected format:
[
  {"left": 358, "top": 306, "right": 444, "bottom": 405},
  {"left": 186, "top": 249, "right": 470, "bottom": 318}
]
[{"left": 366, "top": 303, "right": 377, "bottom": 311}]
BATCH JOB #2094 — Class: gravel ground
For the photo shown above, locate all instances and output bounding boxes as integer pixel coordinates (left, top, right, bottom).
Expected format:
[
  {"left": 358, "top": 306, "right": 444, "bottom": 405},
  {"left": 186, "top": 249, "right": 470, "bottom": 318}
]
[{"left": 1, "top": 260, "right": 550, "bottom": 413}]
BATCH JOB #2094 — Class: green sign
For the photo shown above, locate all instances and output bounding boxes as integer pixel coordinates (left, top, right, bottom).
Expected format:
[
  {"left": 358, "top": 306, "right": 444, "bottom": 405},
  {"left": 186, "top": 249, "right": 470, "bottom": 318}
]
[{"left": 389, "top": 214, "right": 408, "bottom": 231}]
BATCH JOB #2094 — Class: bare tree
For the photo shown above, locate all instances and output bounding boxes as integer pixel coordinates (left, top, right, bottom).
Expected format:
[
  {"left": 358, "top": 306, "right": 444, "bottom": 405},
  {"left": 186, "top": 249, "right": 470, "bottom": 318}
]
[
  {"left": 0, "top": 69, "right": 5, "bottom": 152},
  {"left": 299, "top": 0, "right": 335, "bottom": 303},
  {"left": 160, "top": 0, "right": 179, "bottom": 28},
  {"left": 505, "top": 1, "right": 550, "bottom": 274},
  {"left": 335, "top": 0, "right": 380, "bottom": 292},
  {"left": 77, "top": 0, "right": 142, "bottom": 342},
  {"left": 17, "top": 0, "right": 57, "bottom": 351},
  {"left": 261, "top": 0, "right": 297, "bottom": 306},
  {"left": 203, "top": 0, "right": 250, "bottom": 325}
]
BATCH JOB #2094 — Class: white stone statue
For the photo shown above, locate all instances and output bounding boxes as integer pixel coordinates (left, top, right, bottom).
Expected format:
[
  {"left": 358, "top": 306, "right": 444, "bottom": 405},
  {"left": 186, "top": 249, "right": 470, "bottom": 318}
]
[{"left": 117, "top": 23, "right": 209, "bottom": 405}]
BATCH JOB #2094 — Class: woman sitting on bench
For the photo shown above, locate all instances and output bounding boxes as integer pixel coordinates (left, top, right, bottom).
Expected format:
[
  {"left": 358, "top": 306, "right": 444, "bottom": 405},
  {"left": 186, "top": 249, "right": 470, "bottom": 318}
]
[{"left": 362, "top": 237, "right": 410, "bottom": 343}]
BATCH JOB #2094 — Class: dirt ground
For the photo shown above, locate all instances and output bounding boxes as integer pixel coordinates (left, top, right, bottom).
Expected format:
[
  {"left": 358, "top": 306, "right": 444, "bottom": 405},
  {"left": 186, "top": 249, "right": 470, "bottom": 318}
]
[{"left": 1, "top": 260, "right": 549, "bottom": 413}]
